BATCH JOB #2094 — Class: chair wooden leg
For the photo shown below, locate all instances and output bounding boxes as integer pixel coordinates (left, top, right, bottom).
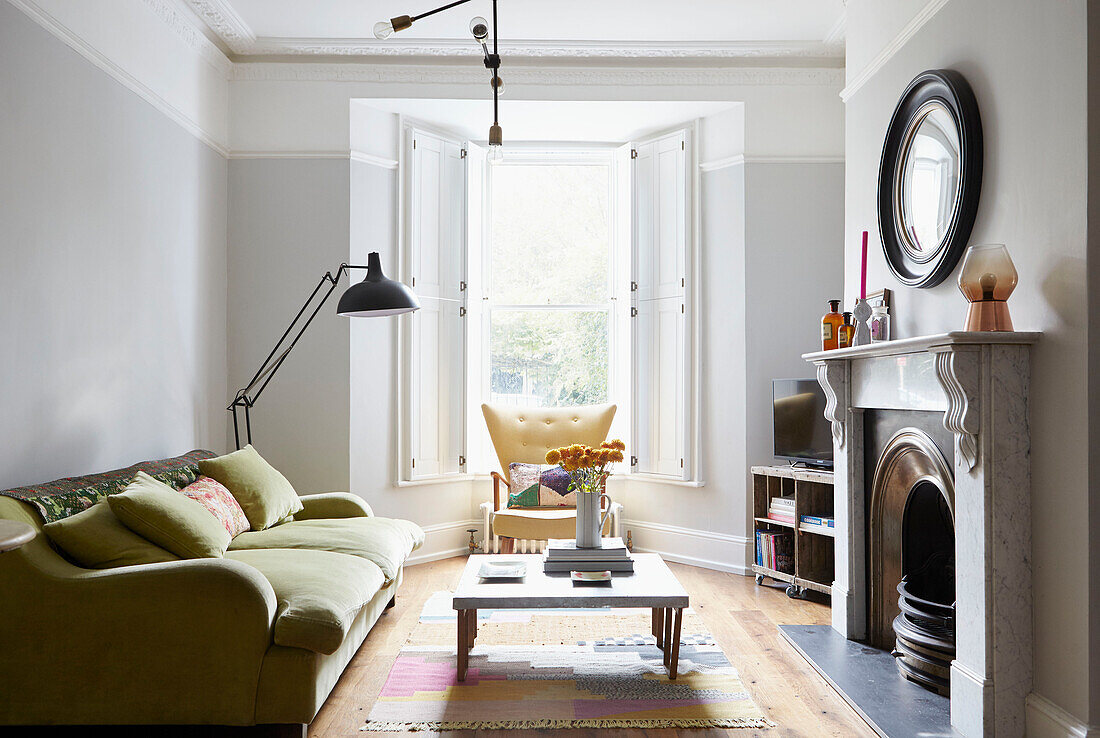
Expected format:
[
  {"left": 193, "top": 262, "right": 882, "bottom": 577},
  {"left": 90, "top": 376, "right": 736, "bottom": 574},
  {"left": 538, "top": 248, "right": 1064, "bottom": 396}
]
[{"left": 500, "top": 537, "right": 515, "bottom": 554}]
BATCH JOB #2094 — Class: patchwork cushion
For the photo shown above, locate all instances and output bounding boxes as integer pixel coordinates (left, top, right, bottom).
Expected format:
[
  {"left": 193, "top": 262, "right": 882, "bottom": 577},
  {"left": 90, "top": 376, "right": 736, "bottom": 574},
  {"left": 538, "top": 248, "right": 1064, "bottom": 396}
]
[
  {"left": 198, "top": 445, "right": 304, "bottom": 531},
  {"left": 507, "top": 463, "right": 576, "bottom": 508},
  {"left": 108, "top": 472, "right": 232, "bottom": 559},
  {"left": 226, "top": 548, "right": 385, "bottom": 655},
  {"left": 181, "top": 476, "right": 250, "bottom": 537},
  {"left": 0, "top": 450, "right": 213, "bottom": 523},
  {"left": 42, "top": 500, "right": 180, "bottom": 569},
  {"left": 228, "top": 517, "right": 425, "bottom": 585}
]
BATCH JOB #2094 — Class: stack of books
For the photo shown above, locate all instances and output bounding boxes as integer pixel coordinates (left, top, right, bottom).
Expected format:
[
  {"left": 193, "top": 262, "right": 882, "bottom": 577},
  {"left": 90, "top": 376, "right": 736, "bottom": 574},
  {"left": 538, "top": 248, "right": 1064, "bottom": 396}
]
[
  {"left": 755, "top": 529, "right": 794, "bottom": 573},
  {"left": 543, "top": 537, "right": 634, "bottom": 573},
  {"left": 767, "top": 495, "right": 796, "bottom": 524},
  {"left": 799, "top": 514, "right": 835, "bottom": 534}
]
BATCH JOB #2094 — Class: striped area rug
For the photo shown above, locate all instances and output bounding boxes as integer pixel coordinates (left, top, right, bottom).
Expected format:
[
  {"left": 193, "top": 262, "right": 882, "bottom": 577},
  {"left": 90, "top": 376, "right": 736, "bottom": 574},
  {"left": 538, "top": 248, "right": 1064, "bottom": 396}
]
[{"left": 361, "top": 591, "right": 772, "bottom": 731}]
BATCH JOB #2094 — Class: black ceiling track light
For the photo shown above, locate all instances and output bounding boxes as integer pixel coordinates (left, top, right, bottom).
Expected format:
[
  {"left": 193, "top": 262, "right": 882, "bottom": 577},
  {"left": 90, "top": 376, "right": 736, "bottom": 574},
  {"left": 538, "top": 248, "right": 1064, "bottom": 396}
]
[{"left": 374, "top": 0, "right": 504, "bottom": 161}]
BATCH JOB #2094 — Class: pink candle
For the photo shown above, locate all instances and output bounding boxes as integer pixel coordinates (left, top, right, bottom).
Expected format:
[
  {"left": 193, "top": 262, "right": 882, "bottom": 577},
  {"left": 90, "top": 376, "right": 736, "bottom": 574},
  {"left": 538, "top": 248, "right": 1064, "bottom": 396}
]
[{"left": 860, "top": 230, "right": 868, "bottom": 300}]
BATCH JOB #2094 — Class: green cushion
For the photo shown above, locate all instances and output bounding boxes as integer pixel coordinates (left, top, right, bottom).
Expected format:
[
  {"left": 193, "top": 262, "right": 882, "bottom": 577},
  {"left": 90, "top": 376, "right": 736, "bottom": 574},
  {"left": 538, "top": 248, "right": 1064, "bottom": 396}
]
[
  {"left": 226, "top": 549, "right": 385, "bottom": 655},
  {"left": 198, "top": 445, "right": 303, "bottom": 531},
  {"left": 42, "top": 500, "right": 180, "bottom": 569},
  {"left": 108, "top": 472, "right": 231, "bottom": 559},
  {"left": 228, "top": 517, "right": 425, "bottom": 584}
]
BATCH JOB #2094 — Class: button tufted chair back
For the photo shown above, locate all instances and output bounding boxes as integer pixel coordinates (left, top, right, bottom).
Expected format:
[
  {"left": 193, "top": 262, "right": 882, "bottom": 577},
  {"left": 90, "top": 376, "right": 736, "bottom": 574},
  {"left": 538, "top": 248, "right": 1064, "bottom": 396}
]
[{"left": 481, "top": 403, "right": 617, "bottom": 485}]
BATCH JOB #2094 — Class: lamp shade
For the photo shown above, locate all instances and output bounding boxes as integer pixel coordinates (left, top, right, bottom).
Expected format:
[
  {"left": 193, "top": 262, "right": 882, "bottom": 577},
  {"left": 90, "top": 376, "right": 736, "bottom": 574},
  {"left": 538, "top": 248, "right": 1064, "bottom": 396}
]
[{"left": 337, "top": 252, "right": 420, "bottom": 317}]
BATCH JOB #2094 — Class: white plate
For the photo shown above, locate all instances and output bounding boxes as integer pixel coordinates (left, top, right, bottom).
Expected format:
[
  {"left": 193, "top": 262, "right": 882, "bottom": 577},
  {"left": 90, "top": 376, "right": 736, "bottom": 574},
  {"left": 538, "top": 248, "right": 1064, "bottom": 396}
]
[
  {"left": 571, "top": 570, "right": 612, "bottom": 582},
  {"left": 478, "top": 560, "right": 527, "bottom": 579}
]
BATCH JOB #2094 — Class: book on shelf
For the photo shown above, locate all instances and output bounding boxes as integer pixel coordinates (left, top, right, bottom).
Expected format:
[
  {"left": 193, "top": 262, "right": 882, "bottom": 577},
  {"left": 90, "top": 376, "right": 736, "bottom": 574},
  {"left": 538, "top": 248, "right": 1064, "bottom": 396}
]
[
  {"left": 754, "top": 529, "right": 794, "bottom": 574},
  {"left": 766, "top": 511, "right": 795, "bottom": 524},
  {"left": 770, "top": 495, "right": 795, "bottom": 509},
  {"left": 799, "top": 515, "right": 834, "bottom": 527}
]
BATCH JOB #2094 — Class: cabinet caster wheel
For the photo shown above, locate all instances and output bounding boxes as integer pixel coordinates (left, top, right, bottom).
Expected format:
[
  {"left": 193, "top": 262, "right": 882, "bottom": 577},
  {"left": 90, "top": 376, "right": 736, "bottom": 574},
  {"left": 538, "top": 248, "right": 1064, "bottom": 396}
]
[
  {"left": 786, "top": 585, "right": 802, "bottom": 599},
  {"left": 755, "top": 574, "right": 765, "bottom": 585}
]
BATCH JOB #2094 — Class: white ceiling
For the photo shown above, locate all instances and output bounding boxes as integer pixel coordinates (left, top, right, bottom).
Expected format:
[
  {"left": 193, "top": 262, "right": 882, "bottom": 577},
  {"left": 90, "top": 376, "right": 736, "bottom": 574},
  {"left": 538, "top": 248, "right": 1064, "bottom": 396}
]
[
  {"left": 359, "top": 99, "right": 740, "bottom": 143},
  {"left": 229, "top": 0, "right": 843, "bottom": 42},
  {"left": 183, "top": 0, "right": 846, "bottom": 58}
]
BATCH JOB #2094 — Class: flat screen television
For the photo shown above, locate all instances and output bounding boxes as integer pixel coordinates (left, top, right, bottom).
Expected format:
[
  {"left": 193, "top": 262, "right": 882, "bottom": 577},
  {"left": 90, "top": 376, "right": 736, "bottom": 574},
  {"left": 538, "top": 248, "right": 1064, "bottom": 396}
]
[{"left": 772, "top": 379, "right": 833, "bottom": 468}]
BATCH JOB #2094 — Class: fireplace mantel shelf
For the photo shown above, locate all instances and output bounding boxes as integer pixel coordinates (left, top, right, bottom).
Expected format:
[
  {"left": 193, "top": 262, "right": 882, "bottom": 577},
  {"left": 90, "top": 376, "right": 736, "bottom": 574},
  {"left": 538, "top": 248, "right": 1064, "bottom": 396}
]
[{"left": 802, "top": 331, "right": 1040, "bottom": 362}]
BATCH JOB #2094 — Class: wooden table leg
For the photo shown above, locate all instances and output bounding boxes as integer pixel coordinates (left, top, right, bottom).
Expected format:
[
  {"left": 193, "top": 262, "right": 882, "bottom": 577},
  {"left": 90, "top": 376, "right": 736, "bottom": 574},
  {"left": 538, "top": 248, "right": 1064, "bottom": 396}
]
[
  {"left": 660, "top": 607, "right": 668, "bottom": 668},
  {"left": 654, "top": 607, "right": 665, "bottom": 649},
  {"left": 457, "top": 609, "right": 469, "bottom": 681},
  {"left": 669, "top": 607, "right": 683, "bottom": 680},
  {"left": 469, "top": 608, "right": 477, "bottom": 645}
]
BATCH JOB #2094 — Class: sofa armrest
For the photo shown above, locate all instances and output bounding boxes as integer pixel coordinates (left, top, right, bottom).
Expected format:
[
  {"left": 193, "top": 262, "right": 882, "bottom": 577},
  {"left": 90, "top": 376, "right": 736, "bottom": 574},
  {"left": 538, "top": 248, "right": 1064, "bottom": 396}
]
[
  {"left": 296, "top": 491, "right": 374, "bottom": 520},
  {"left": 0, "top": 553, "right": 278, "bottom": 725}
]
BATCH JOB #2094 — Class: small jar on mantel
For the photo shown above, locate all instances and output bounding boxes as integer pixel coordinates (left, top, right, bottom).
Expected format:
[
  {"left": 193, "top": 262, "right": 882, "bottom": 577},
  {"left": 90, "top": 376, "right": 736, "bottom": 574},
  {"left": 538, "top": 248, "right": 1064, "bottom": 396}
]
[
  {"left": 870, "top": 305, "right": 891, "bottom": 342},
  {"left": 821, "top": 300, "right": 842, "bottom": 350}
]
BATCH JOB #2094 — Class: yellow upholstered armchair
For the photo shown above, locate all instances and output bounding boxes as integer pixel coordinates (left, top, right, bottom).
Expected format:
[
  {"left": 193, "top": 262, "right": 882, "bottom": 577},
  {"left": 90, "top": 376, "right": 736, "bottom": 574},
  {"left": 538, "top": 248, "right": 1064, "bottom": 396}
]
[{"left": 480, "top": 403, "right": 623, "bottom": 553}]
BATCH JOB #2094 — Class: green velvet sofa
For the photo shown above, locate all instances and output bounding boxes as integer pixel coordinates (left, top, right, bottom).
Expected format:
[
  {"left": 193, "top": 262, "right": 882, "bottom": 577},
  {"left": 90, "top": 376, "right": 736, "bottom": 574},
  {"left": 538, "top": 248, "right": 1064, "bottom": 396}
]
[{"left": 0, "top": 451, "right": 424, "bottom": 734}]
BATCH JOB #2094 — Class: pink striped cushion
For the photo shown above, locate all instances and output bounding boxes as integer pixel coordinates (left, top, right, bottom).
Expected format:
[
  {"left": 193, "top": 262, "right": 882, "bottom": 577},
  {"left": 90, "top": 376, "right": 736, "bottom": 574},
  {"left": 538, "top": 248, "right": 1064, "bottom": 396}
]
[{"left": 181, "top": 476, "right": 250, "bottom": 537}]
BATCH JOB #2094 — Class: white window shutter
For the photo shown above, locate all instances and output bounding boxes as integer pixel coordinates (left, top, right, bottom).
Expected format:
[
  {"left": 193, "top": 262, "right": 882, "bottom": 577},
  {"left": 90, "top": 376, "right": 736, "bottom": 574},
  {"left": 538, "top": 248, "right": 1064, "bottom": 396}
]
[
  {"left": 631, "top": 130, "right": 690, "bottom": 479},
  {"left": 406, "top": 129, "right": 467, "bottom": 480}
]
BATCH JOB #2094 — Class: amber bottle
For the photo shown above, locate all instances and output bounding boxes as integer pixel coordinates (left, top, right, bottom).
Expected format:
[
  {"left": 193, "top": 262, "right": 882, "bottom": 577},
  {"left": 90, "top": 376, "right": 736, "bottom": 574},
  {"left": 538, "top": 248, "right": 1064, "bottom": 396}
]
[
  {"left": 838, "top": 312, "right": 855, "bottom": 349},
  {"left": 821, "top": 299, "right": 843, "bottom": 350}
]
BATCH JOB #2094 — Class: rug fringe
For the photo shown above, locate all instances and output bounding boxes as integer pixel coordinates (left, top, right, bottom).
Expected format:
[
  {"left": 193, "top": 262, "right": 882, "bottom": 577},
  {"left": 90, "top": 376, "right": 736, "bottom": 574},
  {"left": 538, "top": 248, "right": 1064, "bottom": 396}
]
[{"left": 362, "top": 717, "right": 776, "bottom": 731}]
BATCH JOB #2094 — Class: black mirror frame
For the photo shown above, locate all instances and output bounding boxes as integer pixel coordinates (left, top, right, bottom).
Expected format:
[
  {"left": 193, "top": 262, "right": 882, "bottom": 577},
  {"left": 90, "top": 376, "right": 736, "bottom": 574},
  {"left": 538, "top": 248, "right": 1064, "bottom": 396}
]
[{"left": 877, "top": 69, "right": 983, "bottom": 288}]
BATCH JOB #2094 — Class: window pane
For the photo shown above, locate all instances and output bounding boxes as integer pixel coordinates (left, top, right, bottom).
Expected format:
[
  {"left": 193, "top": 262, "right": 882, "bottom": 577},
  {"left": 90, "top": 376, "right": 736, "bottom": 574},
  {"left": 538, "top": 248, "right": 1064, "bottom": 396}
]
[
  {"left": 490, "top": 310, "right": 608, "bottom": 407},
  {"left": 490, "top": 165, "right": 609, "bottom": 305}
]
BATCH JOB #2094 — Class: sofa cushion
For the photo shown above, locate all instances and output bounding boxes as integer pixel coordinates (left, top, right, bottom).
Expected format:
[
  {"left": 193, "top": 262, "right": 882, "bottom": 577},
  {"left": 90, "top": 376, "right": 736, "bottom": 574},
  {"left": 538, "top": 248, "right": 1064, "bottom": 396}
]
[
  {"left": 180, "top": 476, "right": 250, "bottom": 537},
  {"left": 108, "top": 472, "right": 232, "bottom": 559},
  {"left": 228, "top": 517, "right": 425, "bottom": 584},
  {"left": 42, "top": 500, "right": 180, "bottom": 569},
  {"left": 198, "top": 445, "right": 304, "bottom": 531},
  {"left": 226, "top": 549, "right": 385, "bottom": 655}
]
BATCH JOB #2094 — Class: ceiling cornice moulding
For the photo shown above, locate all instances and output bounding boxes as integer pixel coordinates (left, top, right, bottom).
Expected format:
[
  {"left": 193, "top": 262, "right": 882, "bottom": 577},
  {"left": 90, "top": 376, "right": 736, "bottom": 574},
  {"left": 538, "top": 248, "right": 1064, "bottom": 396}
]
[
  {"left": 148, "top": 0, "right": 232, "bottom": 75},
  {"left": 181, "top": 0, "right": 255, "bottom": 54},
  {"left": 231, "top": 63, "right": 844, "bottom": 88},
  {"left": 241, "top": 37, "right": 844, "bottom": 61}
]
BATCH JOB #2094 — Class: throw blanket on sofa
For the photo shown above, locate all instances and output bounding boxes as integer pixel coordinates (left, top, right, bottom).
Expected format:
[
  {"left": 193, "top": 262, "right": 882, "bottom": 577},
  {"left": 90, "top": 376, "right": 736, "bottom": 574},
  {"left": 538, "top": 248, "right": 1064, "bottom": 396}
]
[{"left": 0, "top": 450, "right": 215, "bottom": 523}]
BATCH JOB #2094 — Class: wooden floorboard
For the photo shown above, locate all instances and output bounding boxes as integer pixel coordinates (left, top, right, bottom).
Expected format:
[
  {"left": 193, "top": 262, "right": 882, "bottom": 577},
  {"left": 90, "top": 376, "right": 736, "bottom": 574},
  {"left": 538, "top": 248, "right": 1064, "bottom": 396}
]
[{"left": 312, "top": 556, "right": 876, "bottom": 738}]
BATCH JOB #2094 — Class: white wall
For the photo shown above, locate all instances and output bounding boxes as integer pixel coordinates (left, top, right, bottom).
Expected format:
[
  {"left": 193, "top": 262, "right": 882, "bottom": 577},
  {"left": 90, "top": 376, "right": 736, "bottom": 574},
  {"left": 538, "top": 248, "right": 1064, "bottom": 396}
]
[
  {"left": 0, "top": 1, "right": 228, "bottom": 487},
  {"left": 845, "top": 0, "right": 1094, "bottom": 730},
  {"left": 226, "top": 159, "right": 351, "bottom": 493}
]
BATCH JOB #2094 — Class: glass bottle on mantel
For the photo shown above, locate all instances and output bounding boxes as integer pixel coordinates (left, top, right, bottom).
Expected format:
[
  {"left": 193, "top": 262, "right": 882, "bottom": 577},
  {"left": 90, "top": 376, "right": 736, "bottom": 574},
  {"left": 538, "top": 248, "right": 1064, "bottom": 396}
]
[
  {"left": 821, "top": 299, "right": 843, "bottom": 350},
  {"left": 838, "top": 312, "right": 855, "bottom": 349}
]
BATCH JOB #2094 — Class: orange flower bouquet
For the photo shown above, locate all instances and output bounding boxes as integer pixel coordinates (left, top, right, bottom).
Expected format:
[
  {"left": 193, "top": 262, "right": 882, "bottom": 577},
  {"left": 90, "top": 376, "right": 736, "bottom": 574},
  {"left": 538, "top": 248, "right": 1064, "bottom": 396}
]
[{"left": 545, "top": 439, "right": 626, "bottom": 495}]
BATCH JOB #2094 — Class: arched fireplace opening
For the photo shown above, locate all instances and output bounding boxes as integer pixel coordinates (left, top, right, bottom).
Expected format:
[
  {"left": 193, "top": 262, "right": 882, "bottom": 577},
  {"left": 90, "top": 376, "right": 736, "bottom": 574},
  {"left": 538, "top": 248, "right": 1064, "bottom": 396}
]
[{"left": 869, "top": 429, "right": 955, "bottom": 696}]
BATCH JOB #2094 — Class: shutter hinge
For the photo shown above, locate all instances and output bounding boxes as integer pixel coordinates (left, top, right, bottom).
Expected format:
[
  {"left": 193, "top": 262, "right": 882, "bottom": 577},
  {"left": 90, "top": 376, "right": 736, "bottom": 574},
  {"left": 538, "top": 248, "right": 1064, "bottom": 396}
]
[
  {"left": 630, "top": 307, "right": 638, "bottom": 317},
  {"left": 681, "top": 458, "right": 684, "bottom": 468},
  {"left": 681, "top": 277, "right": 685, "bottom": 288},
  {"left": 459, "top": 280, "right": 467, "bottom": 291},
  {"left": 630, "top": 281, "right": 638, "bottom": 292},
  {"left": 411, "top": 458, "right": 416, "bottom": 469},
  {"left": 631, "top": 455, "right": 638, "bottom": 467},
  {"left": 681, "top": 303, "right": 684, "bottom": 314},
  {"left": 682, "top": 140, "right": 685, "bottom": 150},
  {"left": 459, "top": 306, "right": 467, "bottom": 317},
  {"left": 631, "top": 148, "right": 638, "bottom": 159},
  {"left": 459, "top": 455, "right": 466, "bottom": 467},
  {"left": 460, "top": 147, "right": 468, "bottom": 158},
  {"left": 413, "top": 139, "right": 417, "bottom": 149}
]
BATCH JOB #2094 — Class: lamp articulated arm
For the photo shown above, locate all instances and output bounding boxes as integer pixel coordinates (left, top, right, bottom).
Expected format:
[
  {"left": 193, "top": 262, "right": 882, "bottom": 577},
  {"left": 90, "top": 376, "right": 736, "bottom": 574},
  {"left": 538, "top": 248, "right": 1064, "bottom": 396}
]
[{"left": 228, "top": 252, "right": 419, "bottom": 450}]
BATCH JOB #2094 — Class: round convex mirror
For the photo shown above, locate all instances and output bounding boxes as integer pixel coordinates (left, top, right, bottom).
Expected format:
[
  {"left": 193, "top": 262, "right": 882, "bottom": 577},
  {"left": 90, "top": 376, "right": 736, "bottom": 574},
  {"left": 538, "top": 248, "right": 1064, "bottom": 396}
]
[
  {"left": 897, "top": 102, "right": 961, "bottom": 261},
  {"left": 878, "top": 70, "right": 982, "bottom": 288}
]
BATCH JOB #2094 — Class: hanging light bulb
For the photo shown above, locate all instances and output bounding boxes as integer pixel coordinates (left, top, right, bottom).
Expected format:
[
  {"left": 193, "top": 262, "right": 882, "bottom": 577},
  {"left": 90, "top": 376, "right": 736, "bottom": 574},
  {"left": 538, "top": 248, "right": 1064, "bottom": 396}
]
[
  {"left": 374, "top": 15, "right": 412, "bottom": 39},
  {"left": 488, "top": 123, "right": 504, "bottom": 164},
  {"left": 470, "top": 16, "right": 489, "bottom": 42},
  {"left": 373, "top": 20, "right": 394, "bottom": 38},
  {"left": 490, "top": 75, "right": 504, "bottom": 96}
]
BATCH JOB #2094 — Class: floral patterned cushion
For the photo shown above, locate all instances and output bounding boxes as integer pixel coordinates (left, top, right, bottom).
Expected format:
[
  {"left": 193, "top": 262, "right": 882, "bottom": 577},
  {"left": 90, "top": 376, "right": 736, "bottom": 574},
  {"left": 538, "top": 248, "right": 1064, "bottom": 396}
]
[
  {"left": 507, "top": 463, "right": 576, "bottom": 508},
  {"left": 181, "top": 476, "right": 250, "bottom": 537}
]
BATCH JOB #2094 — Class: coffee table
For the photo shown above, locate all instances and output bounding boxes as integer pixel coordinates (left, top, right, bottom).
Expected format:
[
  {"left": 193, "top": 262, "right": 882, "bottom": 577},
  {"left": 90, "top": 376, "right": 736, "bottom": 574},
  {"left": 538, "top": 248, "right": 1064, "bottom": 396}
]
[{"left": 452, "top": 553, "right": 690, "bottom": 681}]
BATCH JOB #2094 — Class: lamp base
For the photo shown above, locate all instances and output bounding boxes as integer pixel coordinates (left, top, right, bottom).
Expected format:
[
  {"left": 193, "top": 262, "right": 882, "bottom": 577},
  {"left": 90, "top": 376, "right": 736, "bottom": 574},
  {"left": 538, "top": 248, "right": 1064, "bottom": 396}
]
[{"left": 964, "top": 300, "right": 1013, "bottom": 331}]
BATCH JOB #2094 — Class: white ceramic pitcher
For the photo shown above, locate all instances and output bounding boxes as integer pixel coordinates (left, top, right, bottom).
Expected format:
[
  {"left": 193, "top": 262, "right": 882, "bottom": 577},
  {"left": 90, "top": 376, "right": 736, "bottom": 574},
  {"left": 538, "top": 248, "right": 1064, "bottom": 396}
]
[{"left": 575, "top": 489, "right": 612, "bottom": 548}]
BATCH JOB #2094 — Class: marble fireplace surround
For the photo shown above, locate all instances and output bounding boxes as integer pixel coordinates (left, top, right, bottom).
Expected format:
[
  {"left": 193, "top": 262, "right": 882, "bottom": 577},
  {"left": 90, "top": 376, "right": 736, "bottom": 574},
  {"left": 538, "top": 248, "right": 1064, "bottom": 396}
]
[{"left": 803, "top": 331, "right": 1040, "bottom": 738}]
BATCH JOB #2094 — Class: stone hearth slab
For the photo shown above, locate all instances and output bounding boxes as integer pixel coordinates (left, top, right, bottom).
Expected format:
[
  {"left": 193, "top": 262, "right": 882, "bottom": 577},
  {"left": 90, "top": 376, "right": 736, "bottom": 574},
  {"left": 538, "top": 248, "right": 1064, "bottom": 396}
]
[{"left": 779, "top": 624, "right": 957, "bottom": 738}]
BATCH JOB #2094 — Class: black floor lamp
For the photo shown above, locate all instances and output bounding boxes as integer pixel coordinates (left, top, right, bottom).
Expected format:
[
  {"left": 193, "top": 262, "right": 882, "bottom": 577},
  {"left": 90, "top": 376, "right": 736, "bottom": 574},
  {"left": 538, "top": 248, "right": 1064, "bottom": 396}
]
[{"left": 229, "top": 251, "right": 418, "bottom": 449}]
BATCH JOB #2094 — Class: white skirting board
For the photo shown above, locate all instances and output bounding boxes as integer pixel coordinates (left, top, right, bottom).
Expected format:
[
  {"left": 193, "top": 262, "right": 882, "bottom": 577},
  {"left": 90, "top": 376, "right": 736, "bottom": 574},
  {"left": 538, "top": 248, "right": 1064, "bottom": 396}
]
[
  {"left": 406, "top": 519, "right": 480, "bottom": 565},
  {"left": 622, "top": 519, "right": 752, "bottom": 575},
  {"left": 1025, "top": 693, "right": 1096, "bottom": 738}
]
